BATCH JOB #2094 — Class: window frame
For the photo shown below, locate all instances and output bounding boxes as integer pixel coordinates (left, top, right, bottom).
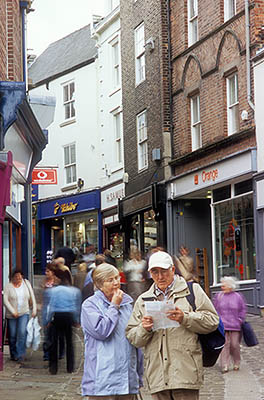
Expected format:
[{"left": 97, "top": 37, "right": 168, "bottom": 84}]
[
  {"left": 190, "top": 94, "right": 202, "bottom": 151},
  {"left": 113, "top": 110, "right": 123, "bottom": 165},
  {"left": 134, "top": 23, "right": 146, "bottom": 86},
  {"left": 111, "top": 37, "right": 121, "bottom": 89},
  {"left": 226, "top": 73, "right": 239, "bottom": 135},
  {"left": 224, "top": 0, "right": 236, "bottom": 21},
  {"left": 62, "top": 81, "right": 75, "bottom": 121},
  {"left": 137, "top": 110, "right": 148, "bottom": 171},
  {"left": 63, "top": 143, "right": 77, "bottom": 185},
  {"left": 188, "top": 0, "right": 198, "bottom": 46}
]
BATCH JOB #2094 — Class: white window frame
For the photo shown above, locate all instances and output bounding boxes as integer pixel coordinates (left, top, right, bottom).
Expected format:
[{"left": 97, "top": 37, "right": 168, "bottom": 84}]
[
  {"left": 226, "top": 73, "right": 239, "bottom": 135},
  {"left": 188, "top": 0, "right": 198, "bottom": 46},
  {"left": 110, "top": 0, "right": 119, "bottom": 11},
  {"left": 224, "top": 0, "right": 236, "bottom": 21},
  {"left": 113, "top": 111, "right": 123, "bottom": 165},
  {"left": 63, "top": 81, "right": 75, "bottom": 121},
  {"left": 190, "top": 94, "right": 202, "bottom": 151},
  {"left": 134, "top": 23, "right": 145, "bottom": 86},
  {"left": 111, "top": 38, "right": 121, "bottom": 89},
  {"left": 137, "top": 110, "right": 148, "bottom": 171},
  {"left": 64, "top": 143, "right": 77, "bottom": 185}
]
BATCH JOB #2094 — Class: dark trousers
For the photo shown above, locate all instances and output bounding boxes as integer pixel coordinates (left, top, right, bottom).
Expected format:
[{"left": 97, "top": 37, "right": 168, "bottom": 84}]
[{"left": 49, "top": 312, "right": 74, "bottom": 374}]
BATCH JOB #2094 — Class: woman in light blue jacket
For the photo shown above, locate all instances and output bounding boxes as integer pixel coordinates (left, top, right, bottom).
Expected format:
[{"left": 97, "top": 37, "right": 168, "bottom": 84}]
[{"left": 81, "top": 263, "right": 143, "bottom": 399}]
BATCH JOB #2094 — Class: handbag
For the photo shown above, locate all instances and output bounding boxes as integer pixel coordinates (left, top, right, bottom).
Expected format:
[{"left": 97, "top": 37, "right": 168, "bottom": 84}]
[
  {"left": 24, "top": 279, "right": 33, "bottom": 308},
  {"left": 186, "top": 282, "right": 225, "bottom": 367},
  {"left": 241, "top": 321, "right": 258, "bottom": 347}
]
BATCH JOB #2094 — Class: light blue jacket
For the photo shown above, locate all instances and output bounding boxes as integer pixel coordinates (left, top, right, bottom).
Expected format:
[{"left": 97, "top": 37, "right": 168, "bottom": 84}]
[
  {"left": 81, "top": 290, "right": 143, "bottom": 397},
  {"left": 42, "top": 285, "right": 81, "bottom": 326}
]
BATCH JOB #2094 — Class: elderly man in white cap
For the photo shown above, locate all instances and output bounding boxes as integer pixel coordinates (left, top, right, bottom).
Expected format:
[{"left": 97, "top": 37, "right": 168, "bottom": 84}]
[{"left": 126, "top": 250, "right": 219, "bottom": 400}]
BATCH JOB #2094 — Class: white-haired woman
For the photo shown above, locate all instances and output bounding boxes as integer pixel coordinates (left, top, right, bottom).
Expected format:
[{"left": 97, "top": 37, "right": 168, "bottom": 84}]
[
  {"left": 81, "top": 263, "right": 143, "bottom": 400},
  {"left": 213, "top": 276, "right": 246, "bottom": 373}
]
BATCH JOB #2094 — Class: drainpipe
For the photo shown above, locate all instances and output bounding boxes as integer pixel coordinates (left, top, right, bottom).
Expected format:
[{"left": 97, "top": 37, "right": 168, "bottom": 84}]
[
  {"left": 167, "top": 0, "right": 174, "bottom": 159},
  {"left": 245, "top": 0, "right": 255, "bottom": 112}
]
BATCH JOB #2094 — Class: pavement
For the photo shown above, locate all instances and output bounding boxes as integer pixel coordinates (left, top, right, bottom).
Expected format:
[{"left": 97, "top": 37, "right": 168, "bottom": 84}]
[{"left": 0, "top": 284, "right": 264, "bottom": 400}]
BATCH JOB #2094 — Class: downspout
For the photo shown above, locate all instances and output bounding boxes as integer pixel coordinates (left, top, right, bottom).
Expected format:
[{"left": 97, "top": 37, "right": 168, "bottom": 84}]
[
  {"left": 245, "top": 0, "right": 255, "bottom": 112},
  {"left": 20, "top": 2, "right": 27, "bottom": 84},
  {"left": 167, "top": 0, "right": 174, "bottom": 159}
]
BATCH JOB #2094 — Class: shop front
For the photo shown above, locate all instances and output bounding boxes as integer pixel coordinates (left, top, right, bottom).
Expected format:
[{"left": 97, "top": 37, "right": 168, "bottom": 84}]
[
  {"left": 101, "top": 182, "right": 124, "bottom": 269},
  {"left": 34, "top": 190, "right": 101, "bottom": 273},
  {"left": 167, "top": 149, "right": 259, "bottom": 313},
  {"left": 119, "top": 183, "right": 166, "bottom": 260}
]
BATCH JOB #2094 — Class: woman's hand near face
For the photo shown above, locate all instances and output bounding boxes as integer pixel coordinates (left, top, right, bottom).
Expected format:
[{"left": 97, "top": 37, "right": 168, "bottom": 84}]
[{"left": 111, "top": 288, "right": 123, "bottom": 306}]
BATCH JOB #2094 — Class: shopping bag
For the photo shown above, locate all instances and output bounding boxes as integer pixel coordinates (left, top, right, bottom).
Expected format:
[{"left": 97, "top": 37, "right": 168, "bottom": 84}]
[{"left": 241, "top": 321, "right": 258, "bottom": 347}]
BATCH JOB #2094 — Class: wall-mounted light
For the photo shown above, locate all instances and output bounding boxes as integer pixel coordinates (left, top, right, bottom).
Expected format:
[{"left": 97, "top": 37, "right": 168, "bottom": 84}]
[{"left": 144, "top": 38, "right": 155, "bottom": 52}]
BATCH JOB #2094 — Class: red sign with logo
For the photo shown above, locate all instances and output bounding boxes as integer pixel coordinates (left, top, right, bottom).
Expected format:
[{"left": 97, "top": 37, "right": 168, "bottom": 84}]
[{"left": 32, "top": 169, "right": 57, "bottom": 184}]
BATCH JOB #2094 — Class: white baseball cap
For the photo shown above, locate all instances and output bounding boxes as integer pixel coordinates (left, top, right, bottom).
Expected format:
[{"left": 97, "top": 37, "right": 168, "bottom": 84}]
[{"left": 148, "top": 251, "right": 174, "bottom": 271}]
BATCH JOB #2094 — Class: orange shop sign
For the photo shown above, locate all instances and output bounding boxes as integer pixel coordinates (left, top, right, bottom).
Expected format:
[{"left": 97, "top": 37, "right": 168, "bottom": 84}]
[{"left": 32, "top": 169, "right": 57, "bottom": 184}]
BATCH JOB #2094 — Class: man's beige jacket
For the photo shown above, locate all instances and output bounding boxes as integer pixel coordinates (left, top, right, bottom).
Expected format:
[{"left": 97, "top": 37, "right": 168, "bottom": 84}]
[{"left": 126, "top": 275, "right": 219, "bottom": 393}]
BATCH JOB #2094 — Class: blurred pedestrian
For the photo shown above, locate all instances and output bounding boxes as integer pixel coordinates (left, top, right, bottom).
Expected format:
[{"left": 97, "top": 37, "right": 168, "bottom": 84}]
[
  {"left": 43, "top": 269, "right": 81, "bottom": 375},
  {"left": 174, "top": 246, "right": 198, "bottom": 282},
  {"left": 73, "top": 262, "right": 88, "bottom": 291},
  {"left": 54, "top": 245, "right": 75, "bottom": 270},
  {"left": 82, "top": 254, "right": 105, "bottom": 302},
  {"left": 123, "top": 247, "right": 146, "bottom": 302},
  {"left": 81, "top": 263, "right": 143, "bottom": 398},
  {"left": 54, "top": 257, "right": 73, "bottom": 284},
  {"left": 126, "top": 250, "right": 219, "bottom": 400},
  {"left": 213, "top": 276, "right": 246, "bottom": 373},
  {"left": 104, "top": 248, "right": 116, "bottom": 266},
  {"left": 3, "top": 270, "right": 37, "bottom": 362}
]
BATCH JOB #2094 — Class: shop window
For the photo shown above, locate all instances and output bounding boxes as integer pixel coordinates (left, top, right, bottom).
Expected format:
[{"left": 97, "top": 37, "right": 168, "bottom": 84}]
[
  {"left": 188, "top": 0, "right": 198, "bottom": 46},
  {"left": 214, "top": 193, "right": 255, "bottom": 283},
  {"left": 213, "top": 185, "right": 231, "bottom": 202},
  {"left": 63, "top": 81, "right": 75, "bottom": 120},
  {"left": 137, "top": 110, "right": 148, "bottom": 171},
  {"left": 190, "top": 94, "right": 202, "bottom": 151},
  {"left": 134, "top": 23, "right": 145, "bottom": 85},
  {"left": 234, "top": 179, "right": 252, "bottom": 196},
  {"left": 144, "top": 210, "right": 157, "bottom": 254},
  {"left": 64, "top": 143, "right": 76, "bottom": 185},
  {"left": 130, "top": 214, "right": 140, "bottom": 250},
  {"left": 65, "top": 211, "right": 98, "bottom": 257}
]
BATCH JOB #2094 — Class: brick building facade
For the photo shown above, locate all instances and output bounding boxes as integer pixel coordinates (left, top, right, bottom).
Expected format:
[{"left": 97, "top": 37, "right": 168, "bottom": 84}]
[
  {"left": 167, "top": 0, "right": 264, "bottom": 312},
  {"left": 119, "top": 0, "right": 171, "bottom": 256}
]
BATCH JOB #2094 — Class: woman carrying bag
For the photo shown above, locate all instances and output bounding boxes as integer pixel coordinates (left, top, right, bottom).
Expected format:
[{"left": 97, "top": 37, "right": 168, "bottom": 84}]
[{"left": 3, "top": 269, "right": 37, "bottom": 363}]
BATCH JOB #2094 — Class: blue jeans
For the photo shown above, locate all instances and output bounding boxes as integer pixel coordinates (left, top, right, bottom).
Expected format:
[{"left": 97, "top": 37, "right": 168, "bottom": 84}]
[{"left": 8, "top": 314, "right": 29, "bottom": 360}]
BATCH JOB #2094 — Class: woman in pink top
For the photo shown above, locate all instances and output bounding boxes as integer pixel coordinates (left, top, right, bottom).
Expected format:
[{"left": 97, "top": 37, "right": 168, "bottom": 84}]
[{"left": 213, "top": 276, "right": 246, "bottom": 373}]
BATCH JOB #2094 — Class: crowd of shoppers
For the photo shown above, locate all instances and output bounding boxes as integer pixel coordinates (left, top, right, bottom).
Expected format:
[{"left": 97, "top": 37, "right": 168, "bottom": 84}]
[{"left": 3, "top": 245, "right": 253, "bottom": 400}]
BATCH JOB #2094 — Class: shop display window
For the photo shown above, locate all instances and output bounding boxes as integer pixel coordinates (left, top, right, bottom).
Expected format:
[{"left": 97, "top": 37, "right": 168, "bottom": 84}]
[
  {"left": 214, "top": 193, "right": 255, "bottom": 282},
  {"left": 65, "top": 211, "right": 98, "bottom": 257},
  {"left": 144, "top": 210, "right": 157, "bottom": 254}
]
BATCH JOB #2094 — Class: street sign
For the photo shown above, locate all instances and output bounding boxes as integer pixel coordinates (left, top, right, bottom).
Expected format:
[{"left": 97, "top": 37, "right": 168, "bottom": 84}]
[{"left": 32, "top": 168, "right": 57, "bottom": 184}]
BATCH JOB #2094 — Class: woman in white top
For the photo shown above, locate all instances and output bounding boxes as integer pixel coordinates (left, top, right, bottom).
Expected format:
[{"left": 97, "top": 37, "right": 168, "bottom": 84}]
[
  {"left": 4, "top": 270, "right": 37, "bottom": 362},
  {"left": 123, "top": 247, "right": 146, "bottom": 302}
]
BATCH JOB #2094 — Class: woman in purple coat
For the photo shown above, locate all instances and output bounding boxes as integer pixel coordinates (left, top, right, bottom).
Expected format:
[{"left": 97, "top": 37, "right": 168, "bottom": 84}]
[{"left": 213, "top": 276, "right": 246, "bottom": 373}]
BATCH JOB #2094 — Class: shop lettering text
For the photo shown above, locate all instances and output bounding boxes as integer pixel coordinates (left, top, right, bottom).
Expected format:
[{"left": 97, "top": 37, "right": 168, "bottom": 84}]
[
  {"left": 202, "top": 169, "right": 218, "bottom": 182},
  {"left": 53, "top": 201, "right": 78, "bottom": 215},
  {"left": 106, "top": 188, "right": 125, "bottom": 203},
  {"left": 194, "top": 169, "right": 219, "bottom": 185}
]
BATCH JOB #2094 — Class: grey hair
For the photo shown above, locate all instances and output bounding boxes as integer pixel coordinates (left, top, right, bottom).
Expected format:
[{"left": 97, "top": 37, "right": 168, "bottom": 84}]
[
  {"left": 92, "top": 263, "right": 119, "bottom": 289},
  {"left": 221, "top": 276, "right": 238, "bottom": 290}
]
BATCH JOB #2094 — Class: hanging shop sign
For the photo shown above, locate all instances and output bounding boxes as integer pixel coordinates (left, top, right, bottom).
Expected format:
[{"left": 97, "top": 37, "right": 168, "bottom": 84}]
[{"left": 32, "top": 168, "right": 57, "bottom": 184}]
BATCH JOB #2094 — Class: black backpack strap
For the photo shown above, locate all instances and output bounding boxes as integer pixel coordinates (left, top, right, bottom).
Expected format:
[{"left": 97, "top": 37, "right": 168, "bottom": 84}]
[{"left": 186, "top": 281, "right": 196, "bottom": 311}]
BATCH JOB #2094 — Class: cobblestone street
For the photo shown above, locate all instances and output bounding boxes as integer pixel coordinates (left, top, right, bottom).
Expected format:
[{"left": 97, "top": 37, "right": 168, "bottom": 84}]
[{"left": 0, "top": 314, "right": 263, "bottom": 400}]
